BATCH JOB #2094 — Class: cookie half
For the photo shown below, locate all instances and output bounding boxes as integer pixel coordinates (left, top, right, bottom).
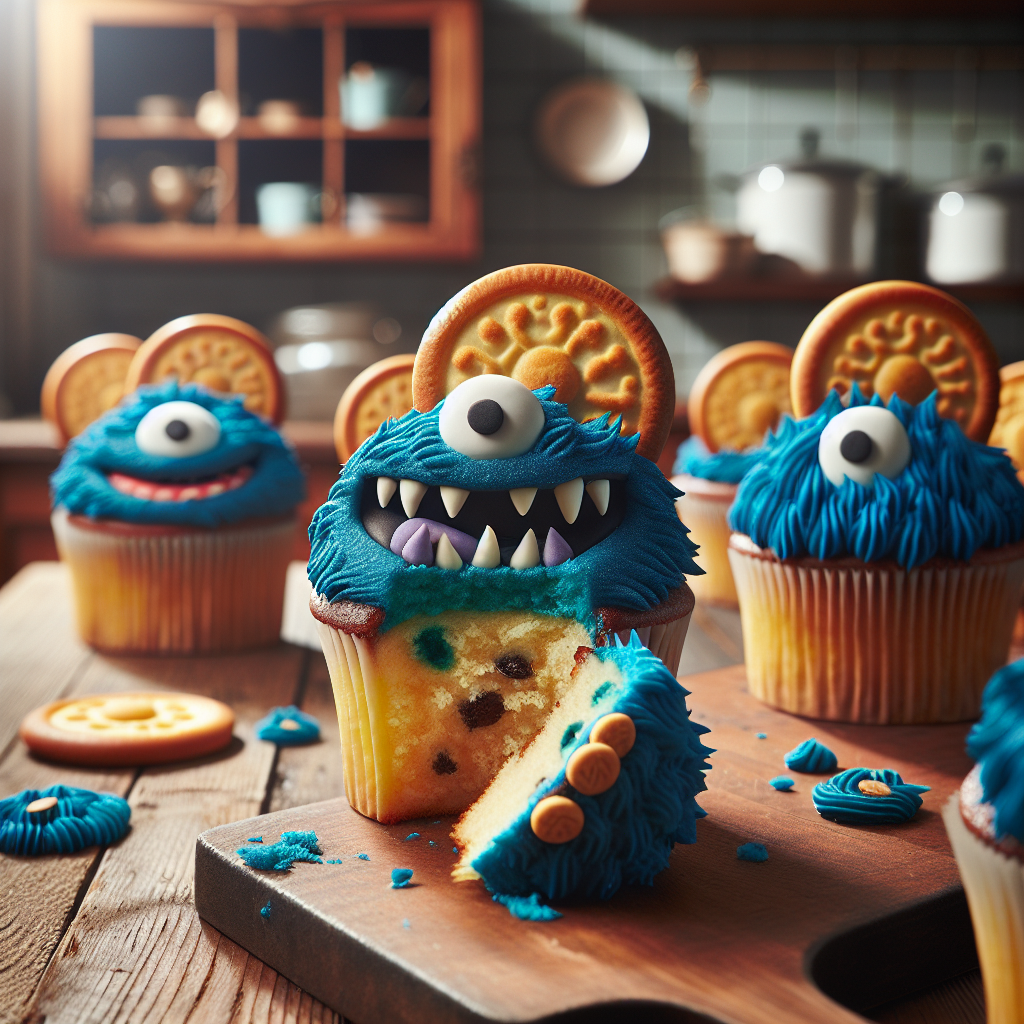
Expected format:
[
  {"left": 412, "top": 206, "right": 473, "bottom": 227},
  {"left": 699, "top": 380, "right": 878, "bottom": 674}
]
[
  {"left": 412, "top": 265, "right": 675, "bottom": 461},
  {"left": 334, "top": 353, "right": 416, "bottom": 462},
  {"left": 988, "top": 360, "right": 1024, "bottom": 481}
]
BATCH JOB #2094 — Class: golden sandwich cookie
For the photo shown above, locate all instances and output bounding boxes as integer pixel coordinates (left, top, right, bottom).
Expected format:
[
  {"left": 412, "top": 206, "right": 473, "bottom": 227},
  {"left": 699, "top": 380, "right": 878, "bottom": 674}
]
[{"left": 334, "top": 353, "right": 416, "bottom": 462}]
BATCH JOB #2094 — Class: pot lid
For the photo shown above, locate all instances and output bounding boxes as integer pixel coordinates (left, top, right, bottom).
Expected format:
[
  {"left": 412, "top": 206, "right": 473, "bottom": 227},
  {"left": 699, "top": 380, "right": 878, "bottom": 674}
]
[
  {"left": 932, "top": 144, "right": 1024, "bottom": 197},
  {"left": 743, "top": 128, "right": 877, "bottom": 179}
]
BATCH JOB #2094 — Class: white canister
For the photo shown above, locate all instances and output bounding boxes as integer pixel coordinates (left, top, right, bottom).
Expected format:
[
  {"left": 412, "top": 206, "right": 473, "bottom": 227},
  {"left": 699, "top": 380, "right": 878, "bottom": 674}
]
[{"left": 256, "top": 183, "right": 320, "bottom": 236}]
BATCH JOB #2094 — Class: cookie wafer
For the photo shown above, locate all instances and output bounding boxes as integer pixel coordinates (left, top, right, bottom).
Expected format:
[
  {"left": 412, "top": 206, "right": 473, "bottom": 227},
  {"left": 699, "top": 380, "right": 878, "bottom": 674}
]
[
  {"left": 988, "top": 360, "right": 1024, "bottom": 481},
  {"left": 333, "top": 353, "right": 415, "bottom": 462},
  {"left": 412, "top": 264, "right": 675, "bottom": 461}
]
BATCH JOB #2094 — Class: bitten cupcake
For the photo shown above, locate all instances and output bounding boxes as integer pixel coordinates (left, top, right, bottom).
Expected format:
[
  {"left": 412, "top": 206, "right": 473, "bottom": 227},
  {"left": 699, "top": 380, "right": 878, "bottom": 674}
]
[
  {"left": 728, "top": 388, "right": 1024, "bottom": 723},
  {"left": 942, "top": 659, "right": 1024, "bottom": 1024},
  {"left": 51, "top": 380, "right": 305, "bottom": 653}
]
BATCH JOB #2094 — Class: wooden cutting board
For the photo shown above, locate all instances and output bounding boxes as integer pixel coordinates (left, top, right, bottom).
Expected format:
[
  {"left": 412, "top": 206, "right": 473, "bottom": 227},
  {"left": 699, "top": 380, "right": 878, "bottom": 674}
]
[{"left": 194, "top": 664, "right": 978, "bottom": 1024}]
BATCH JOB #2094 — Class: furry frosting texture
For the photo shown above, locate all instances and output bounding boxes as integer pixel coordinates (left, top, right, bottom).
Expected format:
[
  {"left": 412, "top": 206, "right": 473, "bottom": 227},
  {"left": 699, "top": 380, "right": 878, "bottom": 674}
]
[
  {"left": 673, "top": 436, "right": 762, "bottom": 484},
  {"left": 51, "top": 380, "right": 305, "bottom": 527},
  {"left": 967, "top": 658, "right": 1024, "bottom": 843},
  {"left": 308, "top": 387, "right": 701, "bottom": 630},
  {"left": 729, "top": 388, "right": 1024, "bottom": 569}
]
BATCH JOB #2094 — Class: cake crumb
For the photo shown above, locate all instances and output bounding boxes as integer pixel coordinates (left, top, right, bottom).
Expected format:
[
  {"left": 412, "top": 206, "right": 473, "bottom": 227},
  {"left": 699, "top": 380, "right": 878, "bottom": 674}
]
[{"left": 737, "top": 842, "right": 769, "bottom": 862}]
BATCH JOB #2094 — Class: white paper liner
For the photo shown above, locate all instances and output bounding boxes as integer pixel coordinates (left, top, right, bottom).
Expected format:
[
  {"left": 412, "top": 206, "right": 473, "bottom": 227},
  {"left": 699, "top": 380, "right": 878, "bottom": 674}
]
[
  {"left": 943, "top": 794, "right": 1024, "bottom": 1024},
  {"left": 53, "top": 508, "right": 293, "bottom": 653},
  {"left": 673, "top": 474, "right": 738, "bottom": 608},
  {"left": 728, "top": 533, "right": 1024, "bottom": 723}
]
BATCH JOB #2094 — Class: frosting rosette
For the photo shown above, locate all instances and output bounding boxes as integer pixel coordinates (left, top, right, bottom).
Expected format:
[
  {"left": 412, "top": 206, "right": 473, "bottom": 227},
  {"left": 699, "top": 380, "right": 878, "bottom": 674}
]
[
  {"left": 673, "top": 436, "right": 762, "bottom": 485},
  {"left": 0, "top": 785, "right": 131, "bottom": 855},
  {"left": 784, "top": 738, "right": 838, "bottom": 774},
  {"left": 812, "top": 768, "right": 929, "bottom": 825}
]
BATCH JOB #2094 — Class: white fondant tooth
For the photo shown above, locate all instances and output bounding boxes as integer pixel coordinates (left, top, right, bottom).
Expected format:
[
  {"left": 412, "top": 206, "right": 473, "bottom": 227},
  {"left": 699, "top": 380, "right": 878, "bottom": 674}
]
[
  {"left": 554, "top": 478, "right": 585, "bottom": 524},
  {"left": 509, "top": 529, "right": 540, "bottom": 569},
  {"left": 440, "top": 485, "right": 470, "bottom": 518},
  {"left": 377, "top": 477, "right": 398, "bottom": 508},
  {"left": 471, "top": 525, "right": 501, "bottom": 568},
  {"left": 586, "top": 479, "right": 610, "bottom": 516},
  {"left": 509, "top": 487, "right": 538, "bottom": 516},
  {"left": 435, "top": 533, "right": 464, "bottom": 570},
  {"left": 400, "top": 479, "right": 428, "bottom": 518}
]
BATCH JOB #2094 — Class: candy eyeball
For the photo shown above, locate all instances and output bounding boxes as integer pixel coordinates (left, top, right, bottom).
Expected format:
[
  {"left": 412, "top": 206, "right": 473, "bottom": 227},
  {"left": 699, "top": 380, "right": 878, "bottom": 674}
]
[
  {"left": 438, "top": 376, "right": 546, "bottom": 459},
  {"left": 818, "top": 406, "right": 911, "bottom": 487},
  {"left": 134, "top": 401, "right": 222, "bottom": 458}
]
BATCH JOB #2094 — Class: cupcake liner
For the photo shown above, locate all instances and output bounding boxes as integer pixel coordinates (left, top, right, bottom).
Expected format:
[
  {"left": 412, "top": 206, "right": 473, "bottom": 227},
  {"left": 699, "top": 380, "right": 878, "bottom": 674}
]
[
  {"left": 53, "top": 509, "right": 293, "bottom": 654},
  {"left": 673, "top": 474, "right": 739, "bottom": 608},
  {"left": 943, "top": 794, "right": 1024, "bottom": 1024},
  {"left": 728, "top": 532, "right": 1024, "bottom": 723},
  {"left": 596, "top": 583, "right": 695, "bottom": 677}
]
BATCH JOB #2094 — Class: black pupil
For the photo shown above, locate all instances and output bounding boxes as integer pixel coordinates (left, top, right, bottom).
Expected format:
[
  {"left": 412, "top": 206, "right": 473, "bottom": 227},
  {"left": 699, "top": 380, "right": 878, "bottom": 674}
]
[
  {"left": 467, "top": 399, "right": 504, "bottom": 435},
  {"left": 840, "top": 429, "right": 873, "bottom": 464},
  {"left": 165, "top": 419, "right": 191, "bottom": 442}
]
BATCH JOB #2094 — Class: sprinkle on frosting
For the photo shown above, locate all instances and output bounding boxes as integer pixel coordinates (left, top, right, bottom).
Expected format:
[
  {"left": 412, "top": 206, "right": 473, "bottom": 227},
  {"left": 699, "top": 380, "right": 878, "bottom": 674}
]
[
  {"left": 729, "top": 388, "right": 1024, "bottom": 569},
  {"left": 255, "top": 706, "right": 321, "bottom": 746},
  {"left": 673, "top": 436, "right": 763, "bottom": 484},
  {"left": 0, "top": 785, "right": 130, "bottom": 855},
  {"left": 51, "top": 380, "right": 305, "bottom": 527},
  {"left": 237, "top": 830, "right": 322, "bottom": 870},
  {"left": 785, "top": 738, "right": 839, "bottom": 774},
  {"left": 966, "top": 658, "right": 1024, "bottom": 843},
  {"left": 812, "top": 768, "right": 929, "bottom": 824}
]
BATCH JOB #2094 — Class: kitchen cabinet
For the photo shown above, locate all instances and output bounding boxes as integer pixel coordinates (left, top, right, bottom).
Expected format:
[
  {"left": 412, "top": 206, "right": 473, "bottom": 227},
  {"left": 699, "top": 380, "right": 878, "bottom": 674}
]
[
  {"left": 37, "top": 0, "right": 480, "bottom": 261},
  {"left": 580, "top": 0, "right": 1021, "bottom": 16}
]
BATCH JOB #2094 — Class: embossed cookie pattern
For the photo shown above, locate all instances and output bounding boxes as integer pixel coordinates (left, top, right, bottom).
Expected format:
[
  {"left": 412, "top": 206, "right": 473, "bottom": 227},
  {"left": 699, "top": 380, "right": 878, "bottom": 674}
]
[
  {"left": 59, "top": 350, "right": 136, "bottom": 438},
  {"left": 355, "top": 372, "right": 413, "bottom": 445},
  {"left": 988, "top": 362, "right": 1024, "bottom": 476},
  {"left": 704, "top": 361, "right": 791, "bottom": 451}
]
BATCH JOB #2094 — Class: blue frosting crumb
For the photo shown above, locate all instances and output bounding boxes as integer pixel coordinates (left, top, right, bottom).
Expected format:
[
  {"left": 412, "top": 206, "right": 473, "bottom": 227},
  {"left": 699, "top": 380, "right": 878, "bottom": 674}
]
[
  {"left": 756, "top": 732, "right": 767, "bottom": 739},
  {"left": 493, "top": 892, "right": 563, "bottom": 921},
  {"left": 247, "top": 836, "right": 263, "bottom": 843},
  {"left": 737, "top": 842, "right": 769, "bottom": 862},
  {"left": 357, "top": 852, "right": 370, "bottom": 861},
  {"left": 813, "top": 768, "right": 929, "bottom": 824},
  {"left": 391, "top": 868, "right": 414, "bottom": 888},
  {"left": 785, "top": 738, "right": 839, "bottom": 774},
  {"left": 237, "top": 830, "right": 322, "bottom": 871},
  {"left": 255, "top": 706, "right": 320, "bottom": 746},
  {"left": 0, "top": 785, "right": 131, "bottom": 855},
  {"left": 326, "top": 858, "right": 343, "bottom": 864},
  {"left": 967, "top": 658, "right": 1024, "bottom": 842},
  {"left": 673, "top": 435, "right": 763, "bottom": 484},
  {"left": 402, "top": 918, "right": 411, "bottom": 928},
  {"left": 404, "top": 832, "right": 420, "bottom": 841},
  {"left": 729, "top": 388, "right": 1024, "bottom": 569},
  {"left": 453, "top": 846, "right": 458, "bottom": 854},
  {"left": 770, "top": 777, "right": 794, "bottom": 791},
  {"left": 260, "top": 901, "right": 272, "bottom": 919}
]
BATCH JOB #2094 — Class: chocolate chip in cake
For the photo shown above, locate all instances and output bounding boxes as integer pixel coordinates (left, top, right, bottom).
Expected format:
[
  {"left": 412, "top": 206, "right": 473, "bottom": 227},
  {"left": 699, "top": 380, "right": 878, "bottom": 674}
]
[
  {"left": 458, "top": 691, "right": 505, "bottom": 730},
  {"left": 432, "top": 750, "right": 458, "bottom": 775},
  {"left": 494, "top": 652, "right": 533, "bottom": 679}
]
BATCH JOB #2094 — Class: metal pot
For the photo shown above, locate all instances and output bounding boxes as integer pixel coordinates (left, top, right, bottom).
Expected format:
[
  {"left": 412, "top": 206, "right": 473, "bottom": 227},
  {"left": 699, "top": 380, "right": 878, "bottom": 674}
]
[
  {"left": 926, "top": 144, "right": 1024, "bottom": 285},
  {"left": 736, "top": 128, "right": 879, "bottom": 277}
]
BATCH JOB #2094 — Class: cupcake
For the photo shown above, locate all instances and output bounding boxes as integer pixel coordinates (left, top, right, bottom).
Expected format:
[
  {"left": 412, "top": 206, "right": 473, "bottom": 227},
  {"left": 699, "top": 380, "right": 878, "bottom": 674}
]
[
  {"left": 942, "top": 659, "right": 1024, "bottom": 1024},
  {"left": 307, "top": 375, "right": 701, "bottom": 822},
  {"left": 728, "top": 388, "right": 1024, "bottom": 723},
  {"left": 50, "top": 380, "right": 305, "bottom": 653}
]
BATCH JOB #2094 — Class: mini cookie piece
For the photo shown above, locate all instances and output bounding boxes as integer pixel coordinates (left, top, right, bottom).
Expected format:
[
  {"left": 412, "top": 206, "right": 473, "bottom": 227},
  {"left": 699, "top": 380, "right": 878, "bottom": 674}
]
[
  {"left": 41, "top": 333, "right": 142, "bottom": 443},
  {"left": 125, "top": 314, "right": 285, "bottom": 423},
  {"left": 812, "top": 768, "right": 929, "bottom": 825},
  {"left": 19, "top": 692, "right": 234, "bottom": 766},
  {"left": 988, "top": 360, "right": 1024, "bottom": 482},
  {"left": 784, "top": 738, "right": 838, "bottom": 774},
  {"left": 791, "top": 281, "right": 999, "bottom": 441},
  {"left": 334, "top": 354, "right": 416, "bottom": 462},
  {"left": 0, "top": 784, "right": 131, "bottom": 855},
  {"left": 255, "top": 705, "right": 320, "bottom": 746},
  {"left": 687, "top": 341, "right": 793, "bottom": 453},
  {"left": 412, "top": 264, "right": 675, "bottom": 460}
]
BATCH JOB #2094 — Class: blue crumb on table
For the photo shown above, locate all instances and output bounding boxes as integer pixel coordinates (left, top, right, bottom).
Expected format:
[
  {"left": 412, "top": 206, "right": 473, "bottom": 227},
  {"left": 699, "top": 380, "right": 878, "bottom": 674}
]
[
  {"left": 237, "top": 831, "right": 322, "bottom": 871},
  {"left": 247, "top": 837, "right": 263, "bottom": 843},
  {"left": 737, "top": 842, "right": 769, "bottom": 862},
  {"left": 391, "top": 868, "right": 414, "bottom": 889},
  {"left": 756, "top": 733, "right": 767, "bottom": 739},
  {"left": 254, "top": 705, "right": 321, "bottom": 746},
  {"left": 404, "top": 832, "right": 420, "bottom": 841},
  {"left": 428, "top": 840, "right": 437, "bottom": 847},
  {"left": 402, "top": 918, "right": 411, "bottom": 928},
  {"left": 326, "top": 858, "right": 343, "bottom": 864},
  {"left": 260, "top": 901, "right": 272, "bottom": 919},
  {"left": 770, "top": 776, "right": 795, "bottom": 791},
  {"left": 493, "top": 893, "right": 563, "bottom": 922},
  {"left": 785, "top": 737, "right": 839, "bottom": 774},
  {"left": 356, "top": 853, "right": 370, "bottom": 861},
  {"left": 452, "top": 846, "right": 458, "bottom": 854}
]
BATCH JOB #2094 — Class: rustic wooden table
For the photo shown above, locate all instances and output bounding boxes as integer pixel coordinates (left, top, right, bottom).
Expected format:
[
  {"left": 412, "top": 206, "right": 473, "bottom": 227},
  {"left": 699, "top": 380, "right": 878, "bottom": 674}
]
[{"left": 0, "top": 563, "right": 987, "bottom": 1024}]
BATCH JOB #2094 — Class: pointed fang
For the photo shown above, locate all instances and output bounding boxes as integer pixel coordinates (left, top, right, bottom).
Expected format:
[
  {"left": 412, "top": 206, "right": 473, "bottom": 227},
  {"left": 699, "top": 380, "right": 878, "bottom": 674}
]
[
  {"left": 400, "top": 479, "right": 428, "bottom": 518},
  {"left": 509, "top": 487, "right": 538, "bottom": 516},
  {"left": 440, "top": 486, "right": 470, "bottom": 518},
  {"left": 543, "top": 528, "right": 573, "bottom": 566},
  {"left": 377, "top": 477, "right": 398, "bottom": 508},
  {"left": 554, "top": 478, "right": 584, "bottom": 524},
  {"left": 585, "top": 479, "right": 610, "bottom": 516},
  {"left": 435, "top": 532, "right": 464, "bottom": 570},
  {"left": 401, "top": 523, "right": 434, "bottom": 566},
  {"left": 471, "top": 526, "right": 501, "bottom": 568},
  {"left": 510, "top": 529, "right": 540, "bottom": 569}
]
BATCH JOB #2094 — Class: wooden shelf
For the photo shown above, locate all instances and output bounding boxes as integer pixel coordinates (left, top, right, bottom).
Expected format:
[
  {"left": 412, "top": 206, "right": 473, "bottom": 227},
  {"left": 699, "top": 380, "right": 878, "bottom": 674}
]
[{"left": 94, "top": 115, "right": 432, "bottom": 141}]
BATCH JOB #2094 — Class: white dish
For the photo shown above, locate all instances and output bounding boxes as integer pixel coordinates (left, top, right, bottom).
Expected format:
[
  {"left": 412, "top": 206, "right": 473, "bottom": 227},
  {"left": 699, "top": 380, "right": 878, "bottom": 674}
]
[{"left": 535, "top": 78, "right": 649, "bottom": 188}]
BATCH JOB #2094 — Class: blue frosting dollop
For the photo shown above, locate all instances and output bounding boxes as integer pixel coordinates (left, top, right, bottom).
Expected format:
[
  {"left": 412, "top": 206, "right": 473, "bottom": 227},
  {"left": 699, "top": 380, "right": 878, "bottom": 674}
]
[
  {"left": 468, "top": 635, "right": 713, "bottom": 902},
  {"left": 729, "top": 388, "right": 1024, "bottom": 569},
  {"left": 966, "top": 658, "right": 1024, "bottom": 843},
  {"left": 785, "top": 738, "right": 839, "bottom": 774},
  {"left": 812, "top": 768, "right": 929, "bottom": 824},
  {"left": 237, "top": 830, "right": 322, "bottom": 870},
  {"left": 51, "top": 380, "right": 305, "bottom": 527},
  {"left": 255, "top": 705, "right": 321, "bottom": 746},
  {"left": 0, "top": 785, "right": 131, "bottom": 855},
  {"left": 673, "top": 436, "right": 763, "bottom": 485},
  {"left": 308, "top": 387, "right": 701, "bottom": 629}
]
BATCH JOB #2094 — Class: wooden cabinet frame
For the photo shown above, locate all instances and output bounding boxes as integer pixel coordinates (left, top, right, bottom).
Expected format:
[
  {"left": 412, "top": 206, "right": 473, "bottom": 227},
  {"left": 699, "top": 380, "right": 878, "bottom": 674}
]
[{"left": 37, "top": 0, "right": 481, "bottom": 261}]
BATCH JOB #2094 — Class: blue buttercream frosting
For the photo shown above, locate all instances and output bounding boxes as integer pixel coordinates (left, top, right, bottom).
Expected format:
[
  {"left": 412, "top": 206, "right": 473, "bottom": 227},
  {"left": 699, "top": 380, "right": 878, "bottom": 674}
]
[
  {"left": 237, "top": 830, "right": 322, "bottom": 870},
  {"left": 308, "top": 387, "right": 701, "bottom": 629},
  {"left": 673, "top": 436, "right": 763, "bottom": 485},
  {"left": 966, "top": 658, "right": 1024, "bottom": 843},
  {"left": 51, "top": 380, "right": 305, "bottom": 527},
  {"left": 255, "top": 705, "right": 321, "bottom": 746},
  {"left": 729, "top": 388, "right": 1024, "bottom": 569},
  {"left": 785, "top": 738, "right": 839, "bottom": 774},
  {"left": 468, "top": 636, "right": 713, "bottom": 902},
  {"left": 0, "top": 785, "right": 131, "bottom": 855},
  {"left": 812, "top": 768, "right": 929, "bottom": 824}
]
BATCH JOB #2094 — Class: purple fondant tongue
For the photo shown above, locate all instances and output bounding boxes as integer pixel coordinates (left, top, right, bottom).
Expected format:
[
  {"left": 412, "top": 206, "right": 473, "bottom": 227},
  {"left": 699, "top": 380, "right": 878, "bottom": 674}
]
[
  {"left": 543, "top": 528, "right": 573, "bottom": 566},
  {"left": 391, "top": 518, "right": 478, "bottom": 564}
]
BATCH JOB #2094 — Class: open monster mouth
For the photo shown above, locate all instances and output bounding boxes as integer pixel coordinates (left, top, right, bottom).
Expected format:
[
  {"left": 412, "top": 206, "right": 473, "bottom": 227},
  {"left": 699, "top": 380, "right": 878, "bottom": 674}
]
[
  {"left": 361, "top": 475, "right": 628, "bottom": 568},
  {"left": 107, "top": 464, "right": 253, "bottom": 502}
]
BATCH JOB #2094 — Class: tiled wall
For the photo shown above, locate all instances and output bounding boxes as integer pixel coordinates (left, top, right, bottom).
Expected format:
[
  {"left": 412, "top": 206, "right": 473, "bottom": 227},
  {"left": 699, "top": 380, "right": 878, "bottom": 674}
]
[{"left": 4, "top": 0, "right": 1022, "bottom": 413}]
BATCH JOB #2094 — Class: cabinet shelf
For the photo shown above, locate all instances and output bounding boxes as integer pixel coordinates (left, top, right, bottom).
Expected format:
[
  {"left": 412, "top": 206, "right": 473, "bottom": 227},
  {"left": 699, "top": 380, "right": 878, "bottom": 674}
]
[{"left": 93, "top": 115, "right": 432, "bottom": 142}]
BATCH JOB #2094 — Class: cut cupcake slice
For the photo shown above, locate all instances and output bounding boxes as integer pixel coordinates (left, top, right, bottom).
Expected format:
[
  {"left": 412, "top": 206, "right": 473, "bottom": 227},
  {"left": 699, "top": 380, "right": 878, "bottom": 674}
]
[{"left": 452, "top": 634, "right": 712, "bottom": 902}]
